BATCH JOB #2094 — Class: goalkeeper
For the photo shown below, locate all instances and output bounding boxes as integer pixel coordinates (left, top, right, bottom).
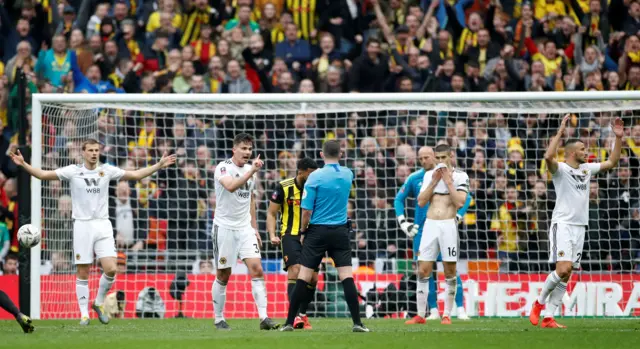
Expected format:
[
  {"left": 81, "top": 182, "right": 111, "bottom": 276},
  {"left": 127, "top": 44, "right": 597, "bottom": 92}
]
[{"left": 394, "top": 146, "right": 471, "bottom": 321}]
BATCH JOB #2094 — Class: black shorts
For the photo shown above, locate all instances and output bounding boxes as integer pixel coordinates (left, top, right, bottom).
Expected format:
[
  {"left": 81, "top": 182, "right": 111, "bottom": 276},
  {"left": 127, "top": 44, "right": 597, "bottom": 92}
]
[
  {"left": 281, "top": 234, "right": 319, "bottom": 272},
  {"left": 299, "top": 224, "right": 352, "bottom": 270}
]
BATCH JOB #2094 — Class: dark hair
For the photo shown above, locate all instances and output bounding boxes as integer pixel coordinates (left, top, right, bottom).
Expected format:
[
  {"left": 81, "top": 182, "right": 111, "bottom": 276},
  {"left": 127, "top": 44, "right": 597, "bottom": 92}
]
[
  {"left": 322, "top": 140, "right": 341, "bottom": 158},
  {"left": 5, "top": 253, "right": 18, "bottom": 262},
  {"left": 297, "top": 157, "right": 319, "bottom": 171},
  {"left": 81, "top": 138, "right": 100, "bottom": 150},
  {"left": 366, "top": 37, "right": 381, "bottom": 47},
  {"left": 233, "top": 133, "right": 254, "bottom": 146},
  {"left": 434, "top": 144, "right": 451, "bottom": 153}
]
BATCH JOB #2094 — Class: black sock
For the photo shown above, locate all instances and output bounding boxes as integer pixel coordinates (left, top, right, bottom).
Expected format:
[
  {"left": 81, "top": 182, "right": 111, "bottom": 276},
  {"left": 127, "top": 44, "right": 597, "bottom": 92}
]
[
  {"left": 286, "top": 279, "right": 309, "bottom": 325},
  {"left": 299, "top": 283, "right": 316, "bottom": 315},
  {"left": 341, "top": 278, "right": 362, "bottom": 326},
  {"left": 287, "top": 279, "right": 296, "bottom": 302},
  {"left": 0, "top": 290, "right": 21, "bottom": 318}
]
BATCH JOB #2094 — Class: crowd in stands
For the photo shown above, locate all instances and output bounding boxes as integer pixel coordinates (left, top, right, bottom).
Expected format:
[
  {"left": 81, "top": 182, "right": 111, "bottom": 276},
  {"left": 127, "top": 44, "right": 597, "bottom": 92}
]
[{"left": 0, "top": 0, "right": 639, "bottom": 274}]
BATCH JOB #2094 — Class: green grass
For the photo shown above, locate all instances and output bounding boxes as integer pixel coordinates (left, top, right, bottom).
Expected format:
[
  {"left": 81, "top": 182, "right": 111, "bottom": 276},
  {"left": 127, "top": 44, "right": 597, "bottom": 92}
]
[{"left": 1, "top": 318, "right": 639, "bottom": 349}]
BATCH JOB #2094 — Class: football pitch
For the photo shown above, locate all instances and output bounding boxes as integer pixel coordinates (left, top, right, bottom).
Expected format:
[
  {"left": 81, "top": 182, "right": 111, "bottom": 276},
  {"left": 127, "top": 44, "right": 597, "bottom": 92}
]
[{"left": 1, "top": 318, "right": 638, "bottom": 349}]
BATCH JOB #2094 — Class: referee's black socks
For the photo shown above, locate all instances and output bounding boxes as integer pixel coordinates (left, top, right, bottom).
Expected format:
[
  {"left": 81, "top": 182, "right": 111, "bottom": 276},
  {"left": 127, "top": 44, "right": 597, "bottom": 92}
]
[
  {"left": 342, "top": 277, "right": 363, "bottom": 326},
  {"left": 0, "top": 290, "right": 21, "bottom": 318}
]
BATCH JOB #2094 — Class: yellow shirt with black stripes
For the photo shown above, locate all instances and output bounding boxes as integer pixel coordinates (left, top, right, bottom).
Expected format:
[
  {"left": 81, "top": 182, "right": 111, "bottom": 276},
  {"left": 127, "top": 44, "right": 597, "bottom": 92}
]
[{"left": 269, "top": 177, "right": 304, "bottom": 236}]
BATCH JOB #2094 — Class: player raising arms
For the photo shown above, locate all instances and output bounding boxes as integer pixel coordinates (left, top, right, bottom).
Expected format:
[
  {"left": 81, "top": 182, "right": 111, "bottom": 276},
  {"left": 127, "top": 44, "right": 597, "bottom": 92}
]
[
  {"left": 529, "top": 115, "right": 623, "bottom": 328},
  {"left": 394, "top": 146, "right": 471, "bottom": 323},
  {"left": 10, "top": 139, "right": 176, "bottom": 325},
  {"left": 211, "top": 133, "right": 279, "bottom": 331},
  {"left": 267, "top": 158, "right": 319, "bottom": 330},
  {"left": 415, "top": 144, "right": 469, "bottom": 325}
]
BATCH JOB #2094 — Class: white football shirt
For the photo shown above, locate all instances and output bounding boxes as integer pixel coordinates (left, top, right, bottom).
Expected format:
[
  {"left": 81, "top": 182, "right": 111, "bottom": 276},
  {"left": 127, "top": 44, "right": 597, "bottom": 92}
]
[
  {"left": 551, "top": 162, "right": 601, "bottom": 225},
  {"left": 55, "top": 163, "right": 125, "bottom": 220},
  {"left": 420, "top": 168, "right": 470, "bottom": 195},
  {"left": 213, "top": 159, "right": 255, "bottom": 229}
]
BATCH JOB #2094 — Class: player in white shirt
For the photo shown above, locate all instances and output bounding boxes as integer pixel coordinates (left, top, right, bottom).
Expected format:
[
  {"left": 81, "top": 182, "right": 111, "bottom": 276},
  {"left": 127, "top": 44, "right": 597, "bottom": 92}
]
[
  {"left": 10, "top": 139, "right": 176, "bottom": 325},
  {"left": 416, "top": 144, "right": 469, "bottom": 325},
  {"left": 529, "top": 114, "right": 624, "bottom": 328},
  {"left": 211, "top": 133, "right": 279, "bottom": 331}
]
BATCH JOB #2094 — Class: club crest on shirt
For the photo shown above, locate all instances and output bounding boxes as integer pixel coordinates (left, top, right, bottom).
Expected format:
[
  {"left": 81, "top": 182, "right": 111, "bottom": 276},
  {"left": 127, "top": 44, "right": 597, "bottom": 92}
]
[
  {"left": 582, "top": 170, "right": 588, "bottom": 175},
  {"left": 220, "top": 167, "right": 226, "bottom": 175},
  {"left": 99, "top": 171, "right": 105, "bottom": 177},
  {"left": 272, "top": 192, "right": 278, "bottom": 200},
  {"left": 558, "top": 251, "right": 565, "bottom": 257},
  {"left": 219, "top": 257, "right": 227, "bottom": 265},
  {"left": 302, "top": 190, "right": 308, "bottom": 199},
  {"left": 76, "top": 253, "right": 81, "bottom": 260}
]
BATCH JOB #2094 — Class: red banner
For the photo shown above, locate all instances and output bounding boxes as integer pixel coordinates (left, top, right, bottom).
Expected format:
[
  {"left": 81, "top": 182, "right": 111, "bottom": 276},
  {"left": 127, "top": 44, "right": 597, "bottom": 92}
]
[{"left": 1, "top": 273, "right": 639, "bottom": 319}]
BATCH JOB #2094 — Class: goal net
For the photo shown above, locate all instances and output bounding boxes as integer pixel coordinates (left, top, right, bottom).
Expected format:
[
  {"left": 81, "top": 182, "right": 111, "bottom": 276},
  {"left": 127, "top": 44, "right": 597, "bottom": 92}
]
[{"left": 30, "top": 92, "right": 640, "bottom": 320}]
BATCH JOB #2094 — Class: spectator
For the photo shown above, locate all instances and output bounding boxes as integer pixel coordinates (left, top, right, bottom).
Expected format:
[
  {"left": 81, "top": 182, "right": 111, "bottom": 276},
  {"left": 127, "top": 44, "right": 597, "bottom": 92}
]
[
  {"left": 143, "top": 30, "right": 170, "bottom": 73},
  {"left": 491, "top": 185, "right": 528, "bottom": 272},
  {"left": 55, "top": 5, "right": 77, "bottom": 40},
  {"left": 224, "top": 5, "right": 260, "bottom": 35},
  {"left": 86, "top": 3, "right": 110, "bottom": 39},
  {"left": 1, "top": 253, "right": 17, "bottom": 275},
  {"left": 146, "top": 0, "right": 183, "bottom": 34},
  {"left": 220, "top": 60, "right": 252, "bottom": 94},
  {"left": 35, "top": 35, "right": 73, "bottom": 88},
  {"left": 349, "top": 37, "right": 389, "bottom": 92},
  {"left": 180, "top": 0, "right": 222, "bottom": 47},
  {"left": 4, "top": 41, "right": 36, "bottom": 86},
  {"left": 0, "top": 6, "right": 38, "bottom": 62},
  {"left": 275, "top": 23, "right": 312, "bottom": 72}
]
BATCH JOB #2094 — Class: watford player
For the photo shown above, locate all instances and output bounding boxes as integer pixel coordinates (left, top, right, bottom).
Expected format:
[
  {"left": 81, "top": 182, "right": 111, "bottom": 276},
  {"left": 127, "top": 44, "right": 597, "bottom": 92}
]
[{"left": 267, "top": 157, "right": 319, "bottom": 330}]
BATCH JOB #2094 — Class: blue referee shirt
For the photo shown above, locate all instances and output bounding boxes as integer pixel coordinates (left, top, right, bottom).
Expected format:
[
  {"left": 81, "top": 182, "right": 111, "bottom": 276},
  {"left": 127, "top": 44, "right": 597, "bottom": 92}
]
[{"left": 301, "top": 163, "right": 353, "bottom": 225}]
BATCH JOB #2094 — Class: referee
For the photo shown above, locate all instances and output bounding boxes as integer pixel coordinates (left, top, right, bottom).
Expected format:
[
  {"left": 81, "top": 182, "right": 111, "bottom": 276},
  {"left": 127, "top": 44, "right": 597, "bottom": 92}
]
[
  {"left": 280, "top": 140, "right": 369, "bottom": 333},
  {"left": 267, "top": 157, "right": 319, "bottom": 330}
]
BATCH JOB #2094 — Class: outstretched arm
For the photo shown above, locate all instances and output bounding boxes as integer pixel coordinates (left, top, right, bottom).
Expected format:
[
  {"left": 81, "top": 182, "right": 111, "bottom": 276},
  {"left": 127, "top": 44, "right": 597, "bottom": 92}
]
[
  {"left": 544, "top": 114, "right": 570, "bottom": 175},
  {"left": 9, "top": 150, "right": 58, "bottom": 180},
  {"left": 600, "top": 117, "right": 624, "bottom": 172},
  {"left": 122, "top": 152, "right": 177, "bottom": 181}
]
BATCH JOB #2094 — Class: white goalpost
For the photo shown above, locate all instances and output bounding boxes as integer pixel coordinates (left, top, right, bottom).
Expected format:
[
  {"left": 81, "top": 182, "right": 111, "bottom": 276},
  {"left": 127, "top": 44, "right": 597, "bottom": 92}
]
[{"left": 29, "top": 92, "right": 640, "bottom": 320}]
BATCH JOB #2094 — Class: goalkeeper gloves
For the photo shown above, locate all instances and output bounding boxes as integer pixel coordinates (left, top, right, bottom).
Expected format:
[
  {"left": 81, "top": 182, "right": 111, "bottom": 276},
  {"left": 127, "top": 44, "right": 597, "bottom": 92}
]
[
  {"left": 398, "top": 215, "right": 419, "bottom": 238},
  {"left": 456, "top": 214, "right": 463, "bottom": 225}
]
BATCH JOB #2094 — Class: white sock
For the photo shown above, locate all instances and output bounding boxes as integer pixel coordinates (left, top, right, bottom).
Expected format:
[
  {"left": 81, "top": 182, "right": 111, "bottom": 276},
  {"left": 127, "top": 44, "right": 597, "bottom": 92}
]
[
  {"left": 544, "top": 281, "right": 567, "bottom": 319},
  {"left": 416, "top": 277, "right": 429, "bottom": 318},
  {"left": 213, "top": 279, "right": 227, "bottom": 323},
  {"left": 251, "top": 278, "right": 268, "bottom": 320},
  {"left": 457, "top": 306, "right": 467, "bottom": 315},
  {"left": 76, "top": 278, "right": 89, "bottom": 318},
  {"left": 429, "top": 307, "right": 440, "bottom": 316},
  {"left": 443, "top": 277, "right": 457, "bottom": 317},
  {"left": 95, "top": 274, "right": 115, "bottom": 306},
  {"left": 538, "top": 271, "right": 561, "bottom": 305}
]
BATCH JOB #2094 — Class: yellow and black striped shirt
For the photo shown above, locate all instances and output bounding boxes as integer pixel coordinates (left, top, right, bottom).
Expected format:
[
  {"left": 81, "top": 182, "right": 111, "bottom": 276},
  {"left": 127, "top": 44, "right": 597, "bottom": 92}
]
[
  {"left": 284, "top": 0, "right": 318, "bottom": 42},
  {"left": 269, "top": 177, "right": 303, "bottom": 236}
]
